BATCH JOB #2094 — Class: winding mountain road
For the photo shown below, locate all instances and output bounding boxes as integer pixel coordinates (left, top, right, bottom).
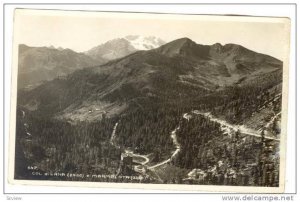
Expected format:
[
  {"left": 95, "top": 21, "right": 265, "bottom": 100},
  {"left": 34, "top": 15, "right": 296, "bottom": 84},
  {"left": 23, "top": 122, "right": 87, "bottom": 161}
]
[
  {"left": 109, "top": 108, "right": 280, "bottom": 182},
  {"left": 148, "top": 126, "right": 181, "bottom": 170},
  {"left": 192, "top": 110, "right": 280, "bottom": 141},
  {"left": 109, "top": 115, "right": 183, "bottom": 173}
]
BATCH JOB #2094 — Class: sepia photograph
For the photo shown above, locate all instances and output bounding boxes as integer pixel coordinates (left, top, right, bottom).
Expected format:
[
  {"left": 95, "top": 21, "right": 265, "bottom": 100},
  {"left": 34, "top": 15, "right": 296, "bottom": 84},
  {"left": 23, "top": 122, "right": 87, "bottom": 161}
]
[{"left": 8, "top": 9, "right": 290, "bottom": 192}]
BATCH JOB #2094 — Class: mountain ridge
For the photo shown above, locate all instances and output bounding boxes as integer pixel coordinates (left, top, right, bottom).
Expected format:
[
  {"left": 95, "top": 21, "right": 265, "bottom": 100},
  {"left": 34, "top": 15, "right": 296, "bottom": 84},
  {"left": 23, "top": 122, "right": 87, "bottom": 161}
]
[{"left": 17, "top": 37, "right": 283, "bottom": 122}]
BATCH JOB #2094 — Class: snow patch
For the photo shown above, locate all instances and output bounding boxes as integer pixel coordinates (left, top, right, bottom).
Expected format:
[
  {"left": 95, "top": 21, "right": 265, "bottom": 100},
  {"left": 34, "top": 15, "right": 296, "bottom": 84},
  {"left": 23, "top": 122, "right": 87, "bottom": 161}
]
[{"left": 125, "top": 35, "right": 165, "bottom": 50}]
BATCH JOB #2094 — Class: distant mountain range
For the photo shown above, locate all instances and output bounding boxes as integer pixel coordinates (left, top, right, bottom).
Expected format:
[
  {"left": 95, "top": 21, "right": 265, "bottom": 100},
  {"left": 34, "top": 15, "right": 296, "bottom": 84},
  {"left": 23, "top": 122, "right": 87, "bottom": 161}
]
[
  {"left": 17, "top": 44, "right": 100, "bottom": 89},
  {"left": 18, "top": 36, "right": 165, "bottom": 89},
  {"left": 17, "top": 37, "right": 282, "bottom": 122}
]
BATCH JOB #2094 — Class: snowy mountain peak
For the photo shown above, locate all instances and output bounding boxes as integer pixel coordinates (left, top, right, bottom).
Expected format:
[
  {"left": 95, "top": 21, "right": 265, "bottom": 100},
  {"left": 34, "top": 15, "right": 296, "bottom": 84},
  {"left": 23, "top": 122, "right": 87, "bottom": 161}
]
[
  {"left": 124, "top": 35, "right": 165, "bottom": 50},
  {"left": 85, "top": 36, "right": 165, "bottom": 62}
]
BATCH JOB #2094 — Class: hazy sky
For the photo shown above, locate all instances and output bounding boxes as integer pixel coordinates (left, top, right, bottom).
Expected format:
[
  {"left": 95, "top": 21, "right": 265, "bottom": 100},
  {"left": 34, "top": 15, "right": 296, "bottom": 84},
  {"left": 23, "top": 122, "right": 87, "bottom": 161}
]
[{"left": 14, "top": 9, "right": 290, "bottom": 60}]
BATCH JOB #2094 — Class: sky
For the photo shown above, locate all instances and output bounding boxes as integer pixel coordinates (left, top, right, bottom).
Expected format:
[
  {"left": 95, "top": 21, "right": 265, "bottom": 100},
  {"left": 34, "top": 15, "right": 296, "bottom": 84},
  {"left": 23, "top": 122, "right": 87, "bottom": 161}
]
[{"left": 14, "top": 9, "right": 290, "bottom": 60}]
